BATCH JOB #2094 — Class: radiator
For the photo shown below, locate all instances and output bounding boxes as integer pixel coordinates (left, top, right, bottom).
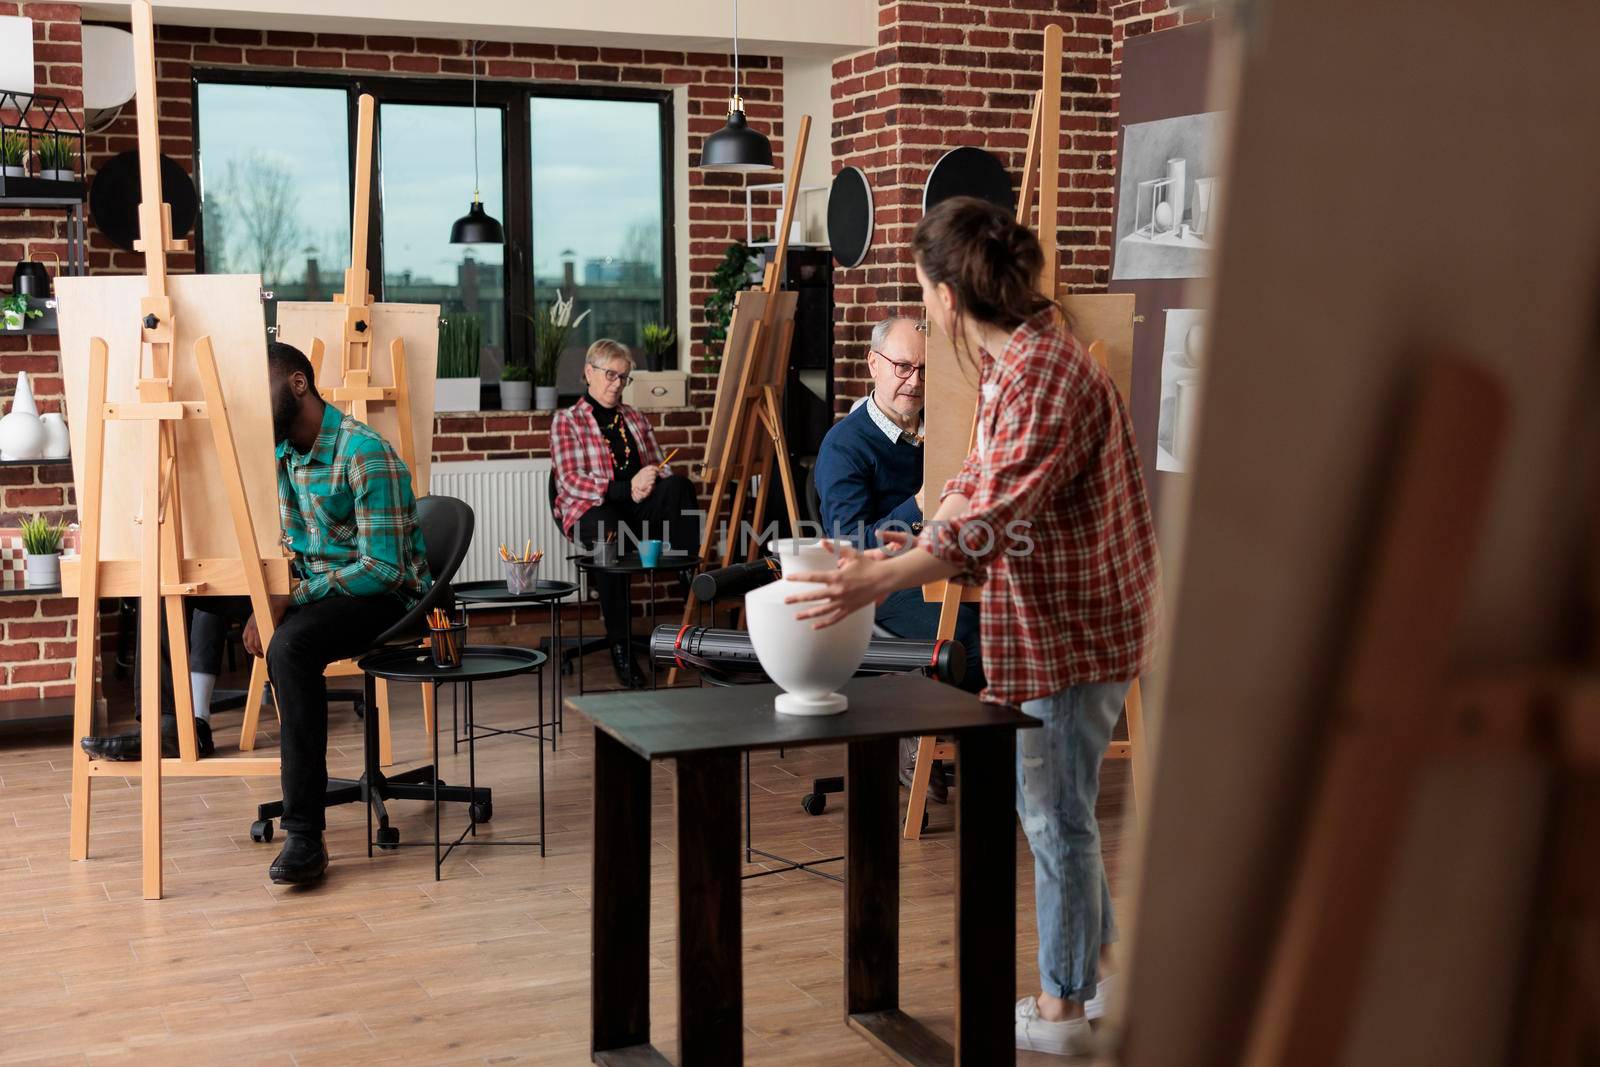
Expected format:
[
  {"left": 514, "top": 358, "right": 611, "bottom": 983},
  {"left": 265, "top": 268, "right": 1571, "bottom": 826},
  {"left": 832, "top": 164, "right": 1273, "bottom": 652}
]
[{"left": 429, "top": 458, "right": 579, "bottom": 586}]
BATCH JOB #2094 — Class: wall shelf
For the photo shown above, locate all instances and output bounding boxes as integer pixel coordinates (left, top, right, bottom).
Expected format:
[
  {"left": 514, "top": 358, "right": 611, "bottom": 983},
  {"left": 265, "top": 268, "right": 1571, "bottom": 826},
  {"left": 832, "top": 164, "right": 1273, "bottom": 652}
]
[{"left": 0, "top": 456, "right": 69, "bottom": 466}]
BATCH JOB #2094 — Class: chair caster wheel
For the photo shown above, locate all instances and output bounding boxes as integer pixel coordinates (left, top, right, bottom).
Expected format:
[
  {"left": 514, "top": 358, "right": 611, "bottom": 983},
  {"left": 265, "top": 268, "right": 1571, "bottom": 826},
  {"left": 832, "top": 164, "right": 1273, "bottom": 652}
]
[
  {"left": 250, "top": 819, "right": 273, "bottom": 844},
  {"left": 801, "top": 793, "right": 826, "bottom": 816},
  {"left": 470, "top": 800, "right": 493, "bottom": 824},
  {"left": 376, "top": 826, "right": 400, "bottom": 850}
]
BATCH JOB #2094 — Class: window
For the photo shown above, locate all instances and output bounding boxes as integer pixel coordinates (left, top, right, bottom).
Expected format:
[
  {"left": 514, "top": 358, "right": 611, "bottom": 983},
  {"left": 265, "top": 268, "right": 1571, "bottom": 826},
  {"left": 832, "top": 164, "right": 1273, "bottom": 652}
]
[
  {"left": 379, "top": 102, "right": 507, "bottom": 378},
  {"left": 530, "top": 96, "right": 667, "bottom": 390},
  {"left": 193, "top": 74, "right": 674, "bottom": 393},
  {"left": 194, "top": 83, "right": 351, "bottom": 326}
]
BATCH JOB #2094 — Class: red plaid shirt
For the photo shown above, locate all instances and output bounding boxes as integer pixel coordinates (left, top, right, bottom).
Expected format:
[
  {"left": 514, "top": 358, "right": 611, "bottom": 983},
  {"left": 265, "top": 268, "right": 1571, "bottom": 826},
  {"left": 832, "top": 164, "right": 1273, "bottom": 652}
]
[
  {"left": 925, "top": 310, "right": 1160, "bottom": 705},
  {"left": 550, "top": 399, "right": 665, "bottom": 535}
]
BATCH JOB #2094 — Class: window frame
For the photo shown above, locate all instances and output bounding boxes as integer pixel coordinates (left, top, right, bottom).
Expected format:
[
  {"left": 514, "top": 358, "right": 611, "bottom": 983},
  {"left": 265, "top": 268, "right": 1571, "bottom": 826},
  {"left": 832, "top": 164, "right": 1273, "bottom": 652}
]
[{"left": 190, "top": 68, "right": 677, "bottom": 379}]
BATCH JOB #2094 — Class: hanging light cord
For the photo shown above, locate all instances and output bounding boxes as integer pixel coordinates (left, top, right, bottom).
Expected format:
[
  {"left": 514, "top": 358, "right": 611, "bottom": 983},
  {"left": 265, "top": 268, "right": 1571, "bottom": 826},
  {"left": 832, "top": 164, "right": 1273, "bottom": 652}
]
[
  {"left": 731, "top": 0, "right": 741, "bottom": 108},
  {"left": 471, "top": 40, "right": 481, "bottom": 200}
]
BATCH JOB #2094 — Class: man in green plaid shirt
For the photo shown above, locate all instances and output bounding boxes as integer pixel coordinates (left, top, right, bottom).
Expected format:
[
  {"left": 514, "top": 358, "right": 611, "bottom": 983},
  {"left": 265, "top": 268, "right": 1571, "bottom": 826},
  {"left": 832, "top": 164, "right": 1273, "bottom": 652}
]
[{"left": 83, "top": 342, "right": 430, "bottom": 884}]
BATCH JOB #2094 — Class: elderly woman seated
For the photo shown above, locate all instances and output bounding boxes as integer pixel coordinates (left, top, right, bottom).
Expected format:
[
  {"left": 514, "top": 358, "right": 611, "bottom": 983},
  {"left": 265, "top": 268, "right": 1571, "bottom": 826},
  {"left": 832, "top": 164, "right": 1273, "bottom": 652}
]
[{"left": 550, "top": 338, "right": 699, "bottom": 688}]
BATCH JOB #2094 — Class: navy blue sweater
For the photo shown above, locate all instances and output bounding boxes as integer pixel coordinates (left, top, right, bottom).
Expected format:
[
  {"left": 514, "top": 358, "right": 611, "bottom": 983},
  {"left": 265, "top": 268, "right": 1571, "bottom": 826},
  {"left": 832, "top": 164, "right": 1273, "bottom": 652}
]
[{"left": 814, "top": 402, "right": 923, "bottom": 549}]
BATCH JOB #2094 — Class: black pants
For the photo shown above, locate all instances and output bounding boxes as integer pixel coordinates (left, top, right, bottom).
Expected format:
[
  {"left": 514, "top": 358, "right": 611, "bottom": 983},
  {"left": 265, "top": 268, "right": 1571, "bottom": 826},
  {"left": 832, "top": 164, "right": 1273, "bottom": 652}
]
[
  {"left": 133, "top": 602, "right": 235, "bottom": 716},
  {"left": 575, "top": 473, "right": 699, "bottom": 643},
  {"left": 154, "top": 594, "right": 405, "bottom": 836}
]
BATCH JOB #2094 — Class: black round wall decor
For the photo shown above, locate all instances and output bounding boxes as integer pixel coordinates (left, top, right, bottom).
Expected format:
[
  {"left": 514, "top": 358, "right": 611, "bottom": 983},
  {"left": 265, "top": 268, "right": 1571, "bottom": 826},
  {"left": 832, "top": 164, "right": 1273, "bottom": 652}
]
[
  {"left": 922, "top": 146, "right": 1013, "bottom": 215},
  {"left": 89, "top": 150, "right": 199, "bottom": 252},
  {"left": 827, "top": 165, "right": 874, "bottom": 269}
]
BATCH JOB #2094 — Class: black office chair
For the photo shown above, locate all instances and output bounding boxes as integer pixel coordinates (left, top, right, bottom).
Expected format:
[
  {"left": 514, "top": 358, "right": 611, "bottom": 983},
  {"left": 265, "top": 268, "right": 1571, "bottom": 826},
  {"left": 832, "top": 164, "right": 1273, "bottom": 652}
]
[{"left": 249, "top": 495, "right": 484, "bottom": 845}]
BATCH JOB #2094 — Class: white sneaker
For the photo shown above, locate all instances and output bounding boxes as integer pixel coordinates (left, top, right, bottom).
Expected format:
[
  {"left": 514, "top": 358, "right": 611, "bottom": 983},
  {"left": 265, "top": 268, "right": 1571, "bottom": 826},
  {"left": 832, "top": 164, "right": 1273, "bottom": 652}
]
[
  {"left": 1015, "top": 995, "right": 1095, "bottom": 1056},
  {"left": 1084, "top": 974, "right": 1118, "bottom": 1021}
]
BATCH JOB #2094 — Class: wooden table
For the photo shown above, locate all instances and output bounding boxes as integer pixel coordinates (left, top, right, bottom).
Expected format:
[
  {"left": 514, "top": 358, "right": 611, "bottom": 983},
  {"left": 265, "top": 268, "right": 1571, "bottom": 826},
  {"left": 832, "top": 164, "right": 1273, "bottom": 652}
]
[{"left": 570, "top": 673, "right": 1039, "bottom": 1066}]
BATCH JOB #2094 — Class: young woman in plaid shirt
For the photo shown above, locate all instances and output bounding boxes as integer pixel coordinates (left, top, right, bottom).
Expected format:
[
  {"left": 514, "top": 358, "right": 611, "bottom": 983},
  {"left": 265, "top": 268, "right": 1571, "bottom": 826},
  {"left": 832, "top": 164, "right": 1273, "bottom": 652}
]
[{"left": 789, "top": 196, "right": 1160, "bottom": 1056}]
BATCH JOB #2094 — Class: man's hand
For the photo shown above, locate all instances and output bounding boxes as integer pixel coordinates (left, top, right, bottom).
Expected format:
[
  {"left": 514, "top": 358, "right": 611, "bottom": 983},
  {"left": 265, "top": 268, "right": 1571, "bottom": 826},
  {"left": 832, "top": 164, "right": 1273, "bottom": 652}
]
[
  {"left": 242, "top": 595, "right": 293, "bottom": 657},
  {"left": 631, "top": 466, "right": 659, "bottom": 503}
]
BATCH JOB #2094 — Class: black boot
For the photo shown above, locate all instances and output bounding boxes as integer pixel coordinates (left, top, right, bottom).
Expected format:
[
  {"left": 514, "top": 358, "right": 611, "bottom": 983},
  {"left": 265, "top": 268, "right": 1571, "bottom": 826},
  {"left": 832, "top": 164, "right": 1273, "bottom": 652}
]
[
  {"left": 610, "top": 641, "right": 648, "bottom": 689},
  {"left": 80, "top": 715, "right": 214, "bottom": 761},
  {"left": 268, "top": 834, "right": 328, "bottom": 885}
]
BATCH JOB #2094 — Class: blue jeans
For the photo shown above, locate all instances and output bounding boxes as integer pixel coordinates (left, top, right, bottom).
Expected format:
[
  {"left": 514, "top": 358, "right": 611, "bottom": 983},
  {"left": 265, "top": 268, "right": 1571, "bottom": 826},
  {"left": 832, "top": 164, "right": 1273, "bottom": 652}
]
[{"left": 1018, "top": 681, "right": 1130, "bottom": 1002}]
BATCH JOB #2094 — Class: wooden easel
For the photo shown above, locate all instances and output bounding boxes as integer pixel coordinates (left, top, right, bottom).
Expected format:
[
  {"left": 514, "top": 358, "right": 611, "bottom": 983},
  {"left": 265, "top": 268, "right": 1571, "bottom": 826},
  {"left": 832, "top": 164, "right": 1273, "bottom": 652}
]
[
  {"left": 60, "top": 0, "right": 288, "bottom": 900},
  {"left": 905, "top": 25, "right": 1147, "bottom": 839},
  {"left": 240, "top": 94, "right": 437, "bottom": 764},
  {"left": 666, "top": 116, "right": 813, "bottom": 682}
]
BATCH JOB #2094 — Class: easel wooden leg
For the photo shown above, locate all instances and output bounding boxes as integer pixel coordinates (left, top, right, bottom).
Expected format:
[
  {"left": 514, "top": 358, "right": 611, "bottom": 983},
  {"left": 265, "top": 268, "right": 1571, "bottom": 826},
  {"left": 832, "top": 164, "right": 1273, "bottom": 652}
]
[
  {"left": 903, "top": 735, "right": 939, "bottom": 841},
  {"left": 1125, "top": 678, "right": 1147, "bottom": 812},
  {"left": 165, "top": 597, "right": 198, "bottom": 762},
  {"left": 68, "top": 338, "right": 110, "bottom": 863},
  {"left": 760, "top": 386, "right": 802, "bottom": 530},
  {"left": 139, "top": 418, "right": 164, "bottom": 900},
  {"left": 240, "top": 656, "right": 268, "bottom": 750},
  {"left": 421, "top": 681, "right": 436, "bottom": 737}
]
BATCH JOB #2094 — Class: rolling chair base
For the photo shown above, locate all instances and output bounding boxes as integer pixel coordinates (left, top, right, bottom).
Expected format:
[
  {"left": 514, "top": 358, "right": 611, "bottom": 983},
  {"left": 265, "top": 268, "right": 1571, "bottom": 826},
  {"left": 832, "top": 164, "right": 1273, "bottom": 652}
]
[{"left": 249, "top": 767, "right": 491, "bottom": 846}]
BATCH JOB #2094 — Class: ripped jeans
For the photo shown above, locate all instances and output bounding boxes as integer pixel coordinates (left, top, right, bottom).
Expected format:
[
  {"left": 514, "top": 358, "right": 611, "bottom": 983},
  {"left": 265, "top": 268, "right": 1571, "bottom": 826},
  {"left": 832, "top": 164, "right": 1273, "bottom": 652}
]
[{"left": 1017, "top": 680, "right": 1131, "bottom": 1002}]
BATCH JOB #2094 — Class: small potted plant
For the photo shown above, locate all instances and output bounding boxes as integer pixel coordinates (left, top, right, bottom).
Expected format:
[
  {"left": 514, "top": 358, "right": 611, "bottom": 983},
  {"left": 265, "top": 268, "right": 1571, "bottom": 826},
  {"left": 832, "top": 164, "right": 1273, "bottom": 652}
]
[
  {"left": 38, "top": 134, "right": 74, "bottom": 182},
  {"left": 0, "top": 130, "right": 26, "bottom": 179},
  {"left": 528, "top": 291, "right": 590, "bottom": 410},
  {"left": 499, "top": 362, "right": 533, "bottom": 411},
  {"left": 641, "top": 322, "right": 675, "bottom": 373},
  {"left": 2, "top": 293, "right": 41, "bottom": 331},
  {"left": 435, "top": 313, "right": 482, "bottom": 412},
  {"left": 21, "top": 513, "right": 64, "bottom": 588}
]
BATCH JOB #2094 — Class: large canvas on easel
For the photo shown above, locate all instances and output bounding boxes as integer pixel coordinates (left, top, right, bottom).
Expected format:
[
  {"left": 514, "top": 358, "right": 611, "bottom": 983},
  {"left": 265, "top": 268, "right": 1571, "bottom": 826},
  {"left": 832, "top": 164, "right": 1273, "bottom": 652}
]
[
  {"left": 922, "top": 292, "right": 1135, "bottom": 503},
  {"left": 55, "top": 273, "right": 281, "bottom": 561},
  {"left": 703, "top": 288, "right": 797, "bottom": 476},
  {"left": 274, "top": 301, "right": 440, "bottom": 489},
  {"left": 1123, "top": 2, "right": 1600, "bottom": 1064}
]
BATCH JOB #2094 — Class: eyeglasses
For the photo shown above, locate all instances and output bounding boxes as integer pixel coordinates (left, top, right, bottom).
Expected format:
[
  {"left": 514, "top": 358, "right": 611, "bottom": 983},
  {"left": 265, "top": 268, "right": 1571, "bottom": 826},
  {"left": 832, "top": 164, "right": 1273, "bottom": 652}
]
[
  {"left": 870, "top": 351, "right": 925, "bottom": 380},
  {"left": 588, "top": 365, "right": 632, "bottom": 387}
]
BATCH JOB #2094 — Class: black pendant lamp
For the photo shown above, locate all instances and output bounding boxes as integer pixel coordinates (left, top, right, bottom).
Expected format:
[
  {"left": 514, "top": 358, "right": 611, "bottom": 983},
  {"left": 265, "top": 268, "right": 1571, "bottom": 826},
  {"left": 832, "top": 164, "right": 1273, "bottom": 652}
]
[
  {"left": 449, "top": 41, "right": 505, "bottom": 244},
  {"left": 699, "top": 0, "right": 774, "bottom": 172}
]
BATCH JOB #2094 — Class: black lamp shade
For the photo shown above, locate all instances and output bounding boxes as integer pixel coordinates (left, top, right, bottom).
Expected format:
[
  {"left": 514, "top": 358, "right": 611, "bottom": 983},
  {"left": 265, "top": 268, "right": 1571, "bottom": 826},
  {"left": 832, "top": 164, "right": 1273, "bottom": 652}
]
[
  {"left": 449, "top": 200, "right": 504, "bottom": 244},
  {"left": 700, "top": 109, "right": 774, "bottom": 172}
]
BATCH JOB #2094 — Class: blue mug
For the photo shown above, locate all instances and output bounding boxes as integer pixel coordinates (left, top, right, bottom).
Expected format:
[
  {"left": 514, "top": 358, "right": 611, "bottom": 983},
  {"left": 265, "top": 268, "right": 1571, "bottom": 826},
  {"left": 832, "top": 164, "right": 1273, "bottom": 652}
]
[{"left": 637, "top": 539, "right": 664, "bottom": 568}]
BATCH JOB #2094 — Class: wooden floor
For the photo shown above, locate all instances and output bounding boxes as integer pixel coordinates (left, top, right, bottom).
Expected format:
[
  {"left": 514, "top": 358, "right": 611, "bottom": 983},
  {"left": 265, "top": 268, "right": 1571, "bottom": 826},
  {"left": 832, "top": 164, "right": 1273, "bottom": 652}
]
[{"left": 0, "top": 644, "right": 1128, "bottom": 1066}]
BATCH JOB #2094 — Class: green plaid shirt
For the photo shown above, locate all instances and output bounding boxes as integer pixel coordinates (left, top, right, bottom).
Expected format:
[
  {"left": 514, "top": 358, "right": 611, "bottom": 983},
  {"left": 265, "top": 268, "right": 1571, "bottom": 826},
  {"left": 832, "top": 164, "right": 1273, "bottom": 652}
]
[{"left": 276, "top": 402, "right": 431, "bottom": 608}]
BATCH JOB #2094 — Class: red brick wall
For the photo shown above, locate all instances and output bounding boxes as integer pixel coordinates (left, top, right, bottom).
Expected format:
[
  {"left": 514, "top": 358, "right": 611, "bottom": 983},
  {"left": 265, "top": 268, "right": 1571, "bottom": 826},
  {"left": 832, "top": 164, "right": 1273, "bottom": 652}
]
[
  {"left": 827, "top": 0, "right": 1216, "bottom": 410},
  {"left": 0, "top": 14, "right": 785, "bottom": 699},
  {"left": 0, "top": 3, "right": 87, "bottom": 702}
]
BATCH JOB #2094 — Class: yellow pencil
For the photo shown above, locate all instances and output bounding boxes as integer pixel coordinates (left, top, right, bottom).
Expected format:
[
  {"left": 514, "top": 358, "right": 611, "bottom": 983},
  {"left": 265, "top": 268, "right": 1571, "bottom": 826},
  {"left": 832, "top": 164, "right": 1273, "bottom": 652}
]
[{"left": 659, "top": 448, "right": 679, "bottom": 468}]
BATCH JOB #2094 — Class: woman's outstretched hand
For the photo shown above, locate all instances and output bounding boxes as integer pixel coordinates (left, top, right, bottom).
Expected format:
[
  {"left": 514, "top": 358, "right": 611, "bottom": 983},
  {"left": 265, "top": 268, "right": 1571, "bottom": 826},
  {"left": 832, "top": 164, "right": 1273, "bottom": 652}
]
[{"left": 784, "top": 535, "right": 910, "bottom": 629}]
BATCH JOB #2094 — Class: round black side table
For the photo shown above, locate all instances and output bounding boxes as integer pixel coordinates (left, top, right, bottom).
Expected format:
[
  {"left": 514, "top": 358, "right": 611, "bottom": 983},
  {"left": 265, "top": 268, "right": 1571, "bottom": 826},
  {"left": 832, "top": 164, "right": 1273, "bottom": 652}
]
[
  {"left": 573, "top": 551, "right": 700, "bottom": 690},
  {"left": 454, "top": 578, "right": 578, "bottom": 745},
  {"left": 357, "top": 644, "right": 548, "bottom": 878}
]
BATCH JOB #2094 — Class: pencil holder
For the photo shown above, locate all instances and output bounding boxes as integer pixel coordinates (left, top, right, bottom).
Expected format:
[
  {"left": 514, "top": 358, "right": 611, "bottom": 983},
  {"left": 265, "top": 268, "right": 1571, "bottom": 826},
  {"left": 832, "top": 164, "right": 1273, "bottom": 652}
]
[
  {"left": 502, "top": 557, "right": 542, "bottom": 595},
  {"left": 427, "top": 613, "right": 467, "bottom": 669}
]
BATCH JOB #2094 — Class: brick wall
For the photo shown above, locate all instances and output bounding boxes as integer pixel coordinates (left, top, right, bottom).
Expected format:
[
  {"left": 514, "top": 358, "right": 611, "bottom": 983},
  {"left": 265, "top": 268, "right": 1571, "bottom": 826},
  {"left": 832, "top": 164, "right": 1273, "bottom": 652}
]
[
  {"left": 0, "top": 13, "right": 786, "bottom": 700},
  {"left": 0, "top": 3, "right": 86, "bottom": 703},
  {"left": 827, "top": 0, "right": 1215, "bottom": 409}
]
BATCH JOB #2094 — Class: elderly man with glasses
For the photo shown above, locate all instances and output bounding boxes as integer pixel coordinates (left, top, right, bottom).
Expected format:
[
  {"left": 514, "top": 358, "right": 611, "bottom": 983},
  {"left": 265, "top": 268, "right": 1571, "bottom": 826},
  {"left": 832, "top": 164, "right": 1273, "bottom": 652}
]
[
  {"left": 551, "top": 338, "right": 699, "bottom": 688},
  {"left": 814, "top": 316, "right": 985, "bottom": 798}
]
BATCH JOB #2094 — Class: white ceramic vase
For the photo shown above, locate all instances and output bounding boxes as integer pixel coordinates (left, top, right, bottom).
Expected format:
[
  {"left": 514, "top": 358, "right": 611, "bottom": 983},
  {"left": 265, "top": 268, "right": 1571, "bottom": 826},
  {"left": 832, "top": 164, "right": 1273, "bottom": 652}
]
[
  {"left": 433, "top": 376, "right": 480, "bottom": 413},
  {"left": 744, "top": 539, "right": 874, "bottom": 716},
  {"left": 535, "top": 385, "right": 559, "bottom": 411},
  {"left": 12, "top": 371, "right": 37, "bottom": 415},
  {"left": 40, "top": 412, "right": 68, "bottom": 459}
]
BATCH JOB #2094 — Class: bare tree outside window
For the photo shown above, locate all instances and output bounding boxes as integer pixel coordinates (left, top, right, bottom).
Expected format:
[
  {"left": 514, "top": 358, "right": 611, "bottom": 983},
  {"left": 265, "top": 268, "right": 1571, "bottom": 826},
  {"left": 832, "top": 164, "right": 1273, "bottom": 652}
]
[{"left": 210, "top": 152, "right": 306, "bottom": 287}]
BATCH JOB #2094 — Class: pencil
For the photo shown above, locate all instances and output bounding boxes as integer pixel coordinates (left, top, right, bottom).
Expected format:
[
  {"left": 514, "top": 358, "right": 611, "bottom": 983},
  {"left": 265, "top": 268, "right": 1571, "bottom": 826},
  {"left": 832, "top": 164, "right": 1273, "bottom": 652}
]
[{"left": 659, "top": 448, "right": 680, "bottom": 467}]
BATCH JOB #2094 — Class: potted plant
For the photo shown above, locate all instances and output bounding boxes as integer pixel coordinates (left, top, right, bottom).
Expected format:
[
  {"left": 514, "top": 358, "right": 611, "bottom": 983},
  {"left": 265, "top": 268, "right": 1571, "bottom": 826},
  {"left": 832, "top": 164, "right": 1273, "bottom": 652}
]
[
  {"left": 641, "top": 322, "right": 675, "bottom": 373},
  {"left": 20, "top": 513, "right": 64, "bottom": 589},
  {"left": 703, "top": 241, "right": 758, "bottom": 359},
  {"left": 2, "top": 293, "right": 41, "bottom": 331},
  {"left": 529, "top": 291, "right": 590, "bottom": 410},
  {"left": 38, "top": 134, "right": 74, "bottom": 182},
  {"left": 499, "top": 363, "right": 533, "bottom": 411},
  {"left": 435, "top": 314, "right": 482, "bottom": 412},
  {"left": 0, "top": 130, "right": 26, "bottom": 179}
]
